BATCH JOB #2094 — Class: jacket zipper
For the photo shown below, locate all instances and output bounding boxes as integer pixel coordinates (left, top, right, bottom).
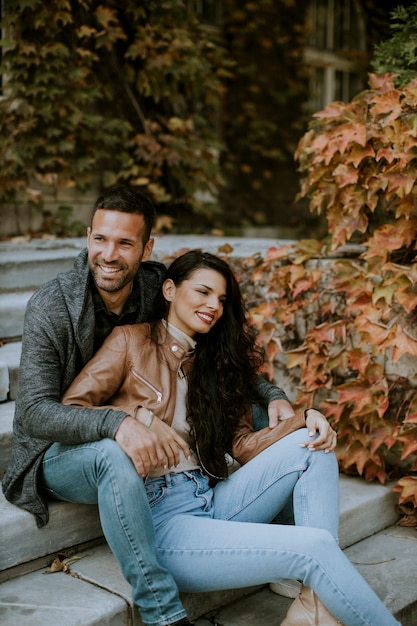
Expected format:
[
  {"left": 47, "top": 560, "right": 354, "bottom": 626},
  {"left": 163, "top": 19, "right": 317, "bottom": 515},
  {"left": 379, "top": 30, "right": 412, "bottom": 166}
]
[{"left": 130, "top": 370, "right": 163, "bottom": 403}]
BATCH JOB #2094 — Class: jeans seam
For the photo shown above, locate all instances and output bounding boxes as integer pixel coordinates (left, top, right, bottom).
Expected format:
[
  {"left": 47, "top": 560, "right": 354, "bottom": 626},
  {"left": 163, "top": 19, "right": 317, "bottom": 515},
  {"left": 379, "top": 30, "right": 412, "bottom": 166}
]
[{"left": 224, "top": 464, "right": 307, "bottom": 520}]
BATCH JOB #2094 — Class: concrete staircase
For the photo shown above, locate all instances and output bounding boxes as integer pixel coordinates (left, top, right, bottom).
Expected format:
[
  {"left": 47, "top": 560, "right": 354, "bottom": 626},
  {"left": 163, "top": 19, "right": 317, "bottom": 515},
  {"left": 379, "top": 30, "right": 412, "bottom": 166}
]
[{"left": 0, "top": 237, "right": 416, "bottom": 626}]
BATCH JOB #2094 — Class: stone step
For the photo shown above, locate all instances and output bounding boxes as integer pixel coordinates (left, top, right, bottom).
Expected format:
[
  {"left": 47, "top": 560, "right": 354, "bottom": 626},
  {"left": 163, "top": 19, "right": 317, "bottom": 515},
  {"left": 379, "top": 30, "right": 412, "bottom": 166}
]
[
  {"left": 0, "top": 523, "right": 414, "bottom": 626},
  {"left": 0, "top": 292, "right": 33, "bottom": 340},
  {"left": 0, "top": 486, "right": 103, "bottom": 577},
  {"left": 0, "top": 401, "right": 14, "bottom": 474},
  {"left": 0, "top": 341, "right": 21, "bottom": 401},
  {"left": 0, "top": 240, "right": 84, "bottom": 293}
]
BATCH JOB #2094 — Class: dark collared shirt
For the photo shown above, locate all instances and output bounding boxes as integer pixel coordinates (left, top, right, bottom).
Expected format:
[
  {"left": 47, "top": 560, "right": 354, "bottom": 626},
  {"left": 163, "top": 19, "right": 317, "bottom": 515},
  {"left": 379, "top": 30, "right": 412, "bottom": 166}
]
[{"left": 92, "top": 280, "right": 142, "bottom": 353}]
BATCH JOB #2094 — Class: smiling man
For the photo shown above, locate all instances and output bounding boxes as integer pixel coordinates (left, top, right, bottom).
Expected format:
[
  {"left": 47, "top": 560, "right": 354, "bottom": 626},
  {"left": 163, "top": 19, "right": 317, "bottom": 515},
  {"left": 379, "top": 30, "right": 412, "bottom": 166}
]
[
  {"left": 88, "top": 209, "right": 153, "bottom": 304},
  {"left": 3, "top": 186, "right": 195, "bottom": 626}
]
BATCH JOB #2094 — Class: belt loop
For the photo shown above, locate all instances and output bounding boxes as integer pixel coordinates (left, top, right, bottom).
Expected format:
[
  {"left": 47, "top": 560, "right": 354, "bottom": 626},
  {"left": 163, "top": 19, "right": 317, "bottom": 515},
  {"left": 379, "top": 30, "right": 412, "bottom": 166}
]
[{"left": 164, "top": 473, "right": 172, "bottom": 488}]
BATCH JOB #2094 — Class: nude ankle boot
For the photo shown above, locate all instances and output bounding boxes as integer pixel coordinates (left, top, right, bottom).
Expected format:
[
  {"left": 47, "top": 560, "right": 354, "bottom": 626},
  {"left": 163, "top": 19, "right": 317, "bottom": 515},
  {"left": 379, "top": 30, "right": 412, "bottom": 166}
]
[{"left": 280, "top": 585, "right": 343, "bottom": 625}]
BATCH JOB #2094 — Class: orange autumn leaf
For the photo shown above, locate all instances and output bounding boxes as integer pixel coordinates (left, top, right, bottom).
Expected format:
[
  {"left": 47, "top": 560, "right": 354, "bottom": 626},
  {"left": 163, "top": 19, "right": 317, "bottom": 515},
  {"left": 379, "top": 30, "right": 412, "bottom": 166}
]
[
  {"left": 370, "top": 89, "right": 402, "bottom": 122},
  {"left": 258, "top": 322, "right": 279, "bottom": 345},
  {"left": 342, "top": 443, "right": 373, "bottom": 476},
  {"left": 368, "top": 73, "right": 396, "bottom": 92},
  {"left": 355, "top": 319, "right": 394, "bottom": 345},
  {"left": 252, "top": 301, "right": 276, "bottom": 318},
  {"left": 313, "top": 100, "right": 350, "bottom": 120},
  {"left": 396, "top": 426, "right": 417, "bottom": 459},
  {"left": 346, "top": 349, "right": 371, "bottom": 374},
  {"left": 389, "top": 327, "right": 417, "bottom": 362},
  {"left": 393, "top": 476, "right": 417, "bottom": 506},
  {"left": 331, "top": 163, "right": 359, "bottom": 188},
  {"left": 285, "top": 345, "right": 308, "bottom": 369},
  {"left": 320, "top": 400, "right": 346, "bottom": 424},
  {"left": 265, "top": 245, "right": 292, "bottom": 261},
  {"left": 335, "top": 381, "right": 387, "bottom": 417}
]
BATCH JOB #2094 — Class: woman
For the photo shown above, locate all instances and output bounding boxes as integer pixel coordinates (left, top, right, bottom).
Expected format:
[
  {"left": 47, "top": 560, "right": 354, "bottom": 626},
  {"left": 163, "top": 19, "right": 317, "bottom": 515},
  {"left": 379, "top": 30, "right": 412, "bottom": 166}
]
[{"left": 62, "top": 250, "right": 401, "bottom": 626}]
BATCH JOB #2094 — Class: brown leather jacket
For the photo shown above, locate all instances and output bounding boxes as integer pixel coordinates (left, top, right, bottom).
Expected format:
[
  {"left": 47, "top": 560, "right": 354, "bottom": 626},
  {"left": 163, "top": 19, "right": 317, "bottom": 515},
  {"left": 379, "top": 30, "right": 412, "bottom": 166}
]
[{"left": 62, "top": 322, "right": 306, "bottom": 465}]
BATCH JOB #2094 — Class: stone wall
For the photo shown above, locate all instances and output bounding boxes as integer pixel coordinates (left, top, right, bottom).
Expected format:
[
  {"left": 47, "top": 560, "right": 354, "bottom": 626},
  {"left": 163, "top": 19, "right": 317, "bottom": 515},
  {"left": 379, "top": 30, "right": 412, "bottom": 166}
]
[{"left": 1, "top": 187, "right": 98, "bottom": 239}]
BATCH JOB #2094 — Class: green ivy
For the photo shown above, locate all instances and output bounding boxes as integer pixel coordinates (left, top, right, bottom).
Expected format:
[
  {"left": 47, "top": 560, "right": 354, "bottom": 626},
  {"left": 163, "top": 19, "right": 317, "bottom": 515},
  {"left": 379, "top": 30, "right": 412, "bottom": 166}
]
[
  {"left": 0, "top": 0, "right": 231, "bottom": 227},
  {"left": 372, "top": 2, "right": 417, "bottom": 87}
]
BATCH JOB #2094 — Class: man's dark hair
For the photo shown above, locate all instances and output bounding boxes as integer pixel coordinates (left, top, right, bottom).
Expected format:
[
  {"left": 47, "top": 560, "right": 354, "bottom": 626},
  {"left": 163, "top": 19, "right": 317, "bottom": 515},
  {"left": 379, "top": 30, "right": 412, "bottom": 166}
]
[{"left": 92, "top": 185, "right": 157, "bottom": 243}]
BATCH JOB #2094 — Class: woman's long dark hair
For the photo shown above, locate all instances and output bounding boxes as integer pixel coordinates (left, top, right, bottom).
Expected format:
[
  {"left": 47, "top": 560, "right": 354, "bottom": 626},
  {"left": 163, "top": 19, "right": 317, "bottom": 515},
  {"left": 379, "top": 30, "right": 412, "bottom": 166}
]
[{"left": 151, "top": 250, "right": 264, "bottom": 480}]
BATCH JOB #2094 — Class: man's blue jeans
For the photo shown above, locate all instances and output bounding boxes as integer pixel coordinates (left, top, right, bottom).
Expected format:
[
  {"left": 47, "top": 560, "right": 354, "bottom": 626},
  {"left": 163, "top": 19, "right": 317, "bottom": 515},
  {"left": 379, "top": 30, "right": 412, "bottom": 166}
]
[
  {"left": 41, "top": 438, "right": 187, "bottom": 626},
  {"left": 145, "top": 429, "right": 401, "bottom": 626}
]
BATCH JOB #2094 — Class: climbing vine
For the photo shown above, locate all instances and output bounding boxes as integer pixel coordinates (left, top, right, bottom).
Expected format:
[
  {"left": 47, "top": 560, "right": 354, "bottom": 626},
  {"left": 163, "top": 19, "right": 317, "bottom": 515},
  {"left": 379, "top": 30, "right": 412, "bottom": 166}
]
[
  {"left": 0, "top": 0, "right": 230, "bottom": 229},
  {"left": 221, "top": 73, "right": 417, "bottom": 517}
]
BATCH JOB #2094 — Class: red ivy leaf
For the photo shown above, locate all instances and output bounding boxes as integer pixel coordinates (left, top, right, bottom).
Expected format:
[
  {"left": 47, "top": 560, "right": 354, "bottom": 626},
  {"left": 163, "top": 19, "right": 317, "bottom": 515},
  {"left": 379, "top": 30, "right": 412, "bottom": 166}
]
[
  {"left": 389, "top": 327, "right": 417, "bottom": 362},
  {"left": 393, "top": 476, "right": 417, "bottom": 506}
]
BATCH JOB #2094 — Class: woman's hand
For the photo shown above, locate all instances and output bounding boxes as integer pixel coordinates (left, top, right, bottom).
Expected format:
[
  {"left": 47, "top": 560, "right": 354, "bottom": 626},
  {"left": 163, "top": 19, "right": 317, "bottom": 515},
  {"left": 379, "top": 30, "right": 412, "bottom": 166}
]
[
  {"left": 301, "top": 408, "right": 337, "bottom": 453},
  {"left": 148, "top": 415, "right": 191, "bottom": 469}
]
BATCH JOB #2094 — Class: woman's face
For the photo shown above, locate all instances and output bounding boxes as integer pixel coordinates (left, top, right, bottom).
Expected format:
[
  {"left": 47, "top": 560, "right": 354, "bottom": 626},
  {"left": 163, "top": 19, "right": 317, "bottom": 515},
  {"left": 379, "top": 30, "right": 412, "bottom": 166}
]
[{"left": 163, "top": 268, "right": 227, "bottom": 337}]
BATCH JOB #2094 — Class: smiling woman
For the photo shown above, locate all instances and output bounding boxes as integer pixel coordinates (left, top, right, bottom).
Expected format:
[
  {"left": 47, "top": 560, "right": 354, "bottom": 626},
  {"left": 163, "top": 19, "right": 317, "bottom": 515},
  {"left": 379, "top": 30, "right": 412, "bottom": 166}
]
[{"left": 162, "top": 267, "right": 226, "bottom": 337}]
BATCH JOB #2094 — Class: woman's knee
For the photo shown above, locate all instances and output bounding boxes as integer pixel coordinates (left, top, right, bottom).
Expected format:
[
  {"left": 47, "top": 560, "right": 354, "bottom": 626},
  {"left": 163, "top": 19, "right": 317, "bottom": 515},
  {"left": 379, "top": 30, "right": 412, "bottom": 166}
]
[{"left": 304, "top": 527, "right": 337, "bottom": 557}]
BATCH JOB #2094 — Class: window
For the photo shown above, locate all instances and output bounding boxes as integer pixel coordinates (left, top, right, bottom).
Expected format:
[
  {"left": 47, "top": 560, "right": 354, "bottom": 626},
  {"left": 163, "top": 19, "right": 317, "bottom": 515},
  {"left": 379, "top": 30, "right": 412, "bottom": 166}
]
[{"left": 304, "top": 0, "right": 366, "bottom": 111}]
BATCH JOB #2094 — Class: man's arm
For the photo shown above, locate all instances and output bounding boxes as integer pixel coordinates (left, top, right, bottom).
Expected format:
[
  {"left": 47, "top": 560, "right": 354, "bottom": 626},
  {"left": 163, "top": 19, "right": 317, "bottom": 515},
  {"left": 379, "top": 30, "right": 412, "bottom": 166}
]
[
  {"left": 17, "top": 294, "right": 128, "bottom": 444},
  {"left": 253, "top": 376, "right": 336, "bottom": 451},
  {"left": 253, "top": 375, "right": 292, "bottom": 429},
  {"left": 254, "top": 374, "right": 289, "bottom": 404}
]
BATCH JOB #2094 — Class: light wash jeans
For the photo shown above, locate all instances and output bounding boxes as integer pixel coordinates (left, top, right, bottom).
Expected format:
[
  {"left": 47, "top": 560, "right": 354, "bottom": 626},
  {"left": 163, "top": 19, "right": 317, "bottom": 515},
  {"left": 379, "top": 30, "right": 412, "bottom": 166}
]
[
  {"left": 145, "top": 429, "right": 401, "bottom": 626},
  {"left": 41, "top": 438, "right": 187, "bottom": 626}
]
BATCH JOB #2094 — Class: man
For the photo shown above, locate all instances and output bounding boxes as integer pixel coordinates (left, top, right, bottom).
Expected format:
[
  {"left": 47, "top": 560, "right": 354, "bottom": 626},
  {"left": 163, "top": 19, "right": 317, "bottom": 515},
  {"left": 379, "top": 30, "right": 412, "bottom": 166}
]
[{"left": 3, "top": 186, "right": 335, "bottom": 626}]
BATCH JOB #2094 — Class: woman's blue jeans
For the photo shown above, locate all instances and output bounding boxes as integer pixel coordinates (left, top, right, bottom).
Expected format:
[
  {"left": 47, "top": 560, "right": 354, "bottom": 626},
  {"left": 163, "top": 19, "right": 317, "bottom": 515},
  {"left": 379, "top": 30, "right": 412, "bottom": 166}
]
[
  {"left": 41, "top": 438, "right": 187, "bottom": 626},
  {"left": 145, "top": 429, "right": 401, "bottom": 626}
]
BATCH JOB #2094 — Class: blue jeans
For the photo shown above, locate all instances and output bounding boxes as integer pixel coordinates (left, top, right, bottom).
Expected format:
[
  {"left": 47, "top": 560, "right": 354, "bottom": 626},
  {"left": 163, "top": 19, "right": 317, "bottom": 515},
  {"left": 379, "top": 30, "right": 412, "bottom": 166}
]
[
  {"left": 145, "top": 429, "right": 401, "bottom": 626},
  {"left": 40, "top": 439, "right": 187, "bottom": 626}
]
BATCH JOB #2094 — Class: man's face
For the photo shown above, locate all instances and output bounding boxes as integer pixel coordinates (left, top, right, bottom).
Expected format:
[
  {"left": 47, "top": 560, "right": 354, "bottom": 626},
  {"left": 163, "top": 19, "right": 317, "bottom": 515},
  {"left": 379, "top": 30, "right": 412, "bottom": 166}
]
[{"left": 87, "top": 209, "right": 154, "bottom": 294}]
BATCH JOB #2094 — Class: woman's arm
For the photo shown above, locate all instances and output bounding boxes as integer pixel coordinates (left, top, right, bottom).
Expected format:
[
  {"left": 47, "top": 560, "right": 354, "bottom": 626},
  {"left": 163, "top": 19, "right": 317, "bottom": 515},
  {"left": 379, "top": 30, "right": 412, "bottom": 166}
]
[{"left": 231, "top": 410, "right": 306, "bottom": 465}]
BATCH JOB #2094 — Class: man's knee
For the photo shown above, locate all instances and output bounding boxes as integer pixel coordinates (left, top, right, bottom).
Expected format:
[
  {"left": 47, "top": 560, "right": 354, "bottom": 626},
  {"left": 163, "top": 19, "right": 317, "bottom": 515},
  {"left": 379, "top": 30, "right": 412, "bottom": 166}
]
[{"left": 89, "top": 439, "right": 138, "bottom": 481}]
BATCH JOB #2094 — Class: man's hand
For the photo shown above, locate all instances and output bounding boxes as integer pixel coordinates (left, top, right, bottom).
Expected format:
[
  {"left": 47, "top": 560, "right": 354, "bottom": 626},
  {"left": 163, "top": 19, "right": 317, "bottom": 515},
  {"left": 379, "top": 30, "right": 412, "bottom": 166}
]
[
  {"left": 148, "top": 416, "right": 191, "bottom": 469},
  {"left": 267, "top": 398, "right": 296, "bottom": 428},
  {"left": 301, "top": 408, "right": 337, "bottom": 453},
  {"left": 115, "top": 416, "right": 167, "bottom": 476}
]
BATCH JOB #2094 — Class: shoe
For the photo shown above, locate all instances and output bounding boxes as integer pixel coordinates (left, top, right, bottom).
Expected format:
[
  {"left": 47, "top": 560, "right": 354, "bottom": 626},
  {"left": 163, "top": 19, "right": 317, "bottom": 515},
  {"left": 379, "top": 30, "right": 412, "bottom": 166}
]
[
  {"left": 270, "top": 579, "right": 302, "bottom": 598},
  {"left": 280, "top": 584, "right": 343, "bottom": 625},
  {"left": 171, "top": 619, "right": 194, "bottom": 626}
]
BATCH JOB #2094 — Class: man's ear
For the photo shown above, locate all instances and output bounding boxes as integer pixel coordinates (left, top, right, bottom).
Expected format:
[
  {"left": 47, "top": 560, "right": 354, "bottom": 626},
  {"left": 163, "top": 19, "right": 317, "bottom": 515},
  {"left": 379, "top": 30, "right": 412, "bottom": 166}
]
[
  {"left": 162, "top": 279, "right": 176, "bottom": 302},
  {"left": 142, "top": 237, "right": 154, "bottom": 262}
]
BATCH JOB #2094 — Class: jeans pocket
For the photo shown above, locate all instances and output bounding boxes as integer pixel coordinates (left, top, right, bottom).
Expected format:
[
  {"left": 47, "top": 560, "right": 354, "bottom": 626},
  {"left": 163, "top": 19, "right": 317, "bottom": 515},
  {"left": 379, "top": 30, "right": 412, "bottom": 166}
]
[{"left": 144, "top": 482, "right": 167, "bottom": 507}]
